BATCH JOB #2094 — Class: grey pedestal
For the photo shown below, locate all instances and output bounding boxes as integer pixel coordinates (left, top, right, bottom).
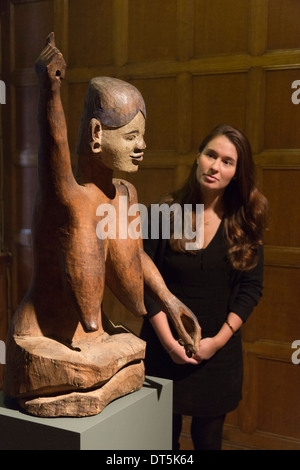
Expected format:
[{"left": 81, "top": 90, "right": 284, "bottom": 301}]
[{"left": 0, "top": 376, "right": 172, "bottom": 450}]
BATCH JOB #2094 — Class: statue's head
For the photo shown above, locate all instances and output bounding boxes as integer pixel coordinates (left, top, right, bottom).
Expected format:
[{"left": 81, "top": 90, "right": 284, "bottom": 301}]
[{"left": 76, "top": 77, "right": 146, "bottom": 172}]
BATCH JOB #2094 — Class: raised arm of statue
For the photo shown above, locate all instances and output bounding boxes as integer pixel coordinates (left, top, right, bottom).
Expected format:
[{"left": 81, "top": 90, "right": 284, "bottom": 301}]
[
  {"left": 33, "top": 33, "right": 105, "bottom": 334},
  {"left": 35, "top": 33, "right": 76, "bottom": 201}
]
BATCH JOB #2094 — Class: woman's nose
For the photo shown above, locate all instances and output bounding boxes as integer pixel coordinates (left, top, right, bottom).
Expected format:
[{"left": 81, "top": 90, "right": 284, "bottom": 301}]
[{"left": 210, "top": 158, "right": 220, "bottom": 172}]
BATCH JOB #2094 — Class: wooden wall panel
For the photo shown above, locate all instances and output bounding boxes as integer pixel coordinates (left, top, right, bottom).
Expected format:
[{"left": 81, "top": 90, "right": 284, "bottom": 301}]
[
  {"left": 13, "top": 0, "right": 54, "bottom": 69},
  {"left": 66, "top": 82, "right": 87, "bottom": 156},
  {"left": 263, "top": 169, "right": 300, "bottom": 247},
  {"left": 15, "top": 86, "right": 39, "bottom": 157},
  {"left": 192, "top": 73, "right": 248, "bottom": 148},
  {"left": 194, "top": 0, "right": 250, "bottom": 56},
  {"left": 267, "top": 0, "right": 300, "bottom": 51},
  {"left": 68, "top": 0, "right": 114, "bottom": 67},
  {"left": 256, "top": 358, "right": 300, "bottom": 439},
  {"left": 1, "top": 0, "right": 299, "bottom": 450},
  {"left": 128, "top": 0, "right": 177, "bottom": 62},
  {"left": 264, "top": 70, "right": 300, "bottom": 149},
  {"left": 16, "top": 243, "right": 32, "bottom": 301},
  {"left": 0, "top": 254, "right": 10, "bottom": 389},
  {"left": 15, "top": 166, "right": 37, "bottom": 230},
  {"left": 256, "top": 266, "right": 300, "bottom": 343}
]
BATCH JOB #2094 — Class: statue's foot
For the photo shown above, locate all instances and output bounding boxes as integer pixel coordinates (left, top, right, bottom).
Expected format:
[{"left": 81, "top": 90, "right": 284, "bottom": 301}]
[{"left": 19, "top": 361, "right": 145, "bottom": 417}]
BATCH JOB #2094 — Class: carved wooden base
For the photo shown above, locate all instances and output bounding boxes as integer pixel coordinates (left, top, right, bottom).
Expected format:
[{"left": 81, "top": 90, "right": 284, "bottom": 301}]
[
  {"left": 4, "top": 322, "right": 146, "bottom": 417},
  {"left": 19, "top": 360, "right": 145, "bottom": 418}
]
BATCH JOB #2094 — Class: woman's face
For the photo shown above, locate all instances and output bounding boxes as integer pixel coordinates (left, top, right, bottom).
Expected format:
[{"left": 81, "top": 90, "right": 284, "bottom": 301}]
[{"left": 196, "top": 135, "right": 238, "bottom": 193}]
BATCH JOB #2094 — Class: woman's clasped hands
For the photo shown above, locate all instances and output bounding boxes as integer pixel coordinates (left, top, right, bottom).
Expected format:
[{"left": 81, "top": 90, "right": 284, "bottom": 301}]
[{"left": 168, "top": 336, "right": 220, "bottom": 365}]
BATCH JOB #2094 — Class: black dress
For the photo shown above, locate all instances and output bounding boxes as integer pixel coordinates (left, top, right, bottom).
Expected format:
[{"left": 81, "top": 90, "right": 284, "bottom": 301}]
[{"left": 140, "top": 218, "right": 264, "bottom": 417}]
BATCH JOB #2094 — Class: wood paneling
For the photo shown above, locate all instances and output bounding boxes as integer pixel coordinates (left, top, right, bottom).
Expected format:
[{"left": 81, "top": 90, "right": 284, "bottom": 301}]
[
  {"left": 267, "top": 0, "right": 300, "bottom": 51},
  {"left": 256, "top": 358, "right": 300, "bottom": 438},
  {"left": 15, "top": 86, "right": 39, "bottom": 156},
  {"left": 192, "top": 73, "right": 248, "bottom": 148},
  {"left": 257, "top": 266, "right": 300, "bottom": 343},
  {"left": 264, "top": 70, "right": 300, "bottom": 149},
  {"left": 1, "top": 0, "right": 300, "bottom": 450},
  {"left": 13, "top": 0, "right": 54, "bottom": 69},
  {"left": 0, "top": 254, "right": 10, "bottom": 388},
  {"left": 68, "top": 0, "right": 114, "bottom": 68},
  {"left": 263, "top": 169, "right": 300, "bottom": 247},
  {"left": 128, "top": 0, "right": 177, "bottom": 62},
  {"left": 194, "top": 0, "right": 250, "bottom": 56},
  {"left": 67, "top": 82, "right": 87, "bottom": 155}
]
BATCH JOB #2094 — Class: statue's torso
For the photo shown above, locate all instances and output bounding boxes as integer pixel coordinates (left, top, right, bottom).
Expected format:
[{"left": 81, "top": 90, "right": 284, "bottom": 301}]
[{"left": 12, "top": 179, "right": 146, "bottom": 342}]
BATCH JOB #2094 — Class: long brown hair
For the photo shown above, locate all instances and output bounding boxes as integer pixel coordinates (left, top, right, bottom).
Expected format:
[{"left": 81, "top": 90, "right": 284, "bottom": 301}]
[{"left": 166, "top": 124, "right": 268, "bottom": 271}]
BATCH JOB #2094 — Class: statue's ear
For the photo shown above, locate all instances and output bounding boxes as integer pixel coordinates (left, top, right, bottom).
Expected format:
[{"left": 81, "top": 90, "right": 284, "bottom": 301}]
[{"left": 89, "top": 118, "right": 102, "bottom": 153}]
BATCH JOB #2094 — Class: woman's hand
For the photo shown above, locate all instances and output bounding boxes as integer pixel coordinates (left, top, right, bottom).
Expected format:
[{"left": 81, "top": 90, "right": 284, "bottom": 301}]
[
  {"left": 192, "top": 313, "right": 243, "bottom": 361},
  {"left": 167, "top": 340, "right": 201, "bottom": 365},
  {"left": 149, "top": 311, "right": 201, "bottom": 365},
  {"left": 192, "top": 337, "right": 220, "bottom": 362}
]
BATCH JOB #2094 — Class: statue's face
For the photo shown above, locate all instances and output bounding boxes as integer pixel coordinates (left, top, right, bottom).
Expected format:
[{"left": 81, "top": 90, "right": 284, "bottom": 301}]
[{"left": 98, "top": 111, "right": 146, "bottom": 172}]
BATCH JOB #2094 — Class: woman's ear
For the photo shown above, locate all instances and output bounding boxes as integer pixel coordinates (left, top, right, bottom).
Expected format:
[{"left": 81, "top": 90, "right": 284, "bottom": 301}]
[{"left": 89, "top": 118, "right": 102, "bottom": 153}]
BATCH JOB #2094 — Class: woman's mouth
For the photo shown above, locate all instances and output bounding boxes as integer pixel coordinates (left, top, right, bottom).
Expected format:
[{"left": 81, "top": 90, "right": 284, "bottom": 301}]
[{"left": 204, "top": 173, "right": 218, "bottom": 182}]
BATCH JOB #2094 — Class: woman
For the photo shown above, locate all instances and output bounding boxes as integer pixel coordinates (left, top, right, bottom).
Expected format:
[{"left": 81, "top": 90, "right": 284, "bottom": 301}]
[{"left": 140, "top": 124, "right": 268, "bottom": 450}]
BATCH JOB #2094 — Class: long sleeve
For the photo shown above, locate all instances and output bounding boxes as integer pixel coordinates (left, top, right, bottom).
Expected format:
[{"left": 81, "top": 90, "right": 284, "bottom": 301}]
[{"left": 229, "top": 244, "right": 264, "bottom": 322}]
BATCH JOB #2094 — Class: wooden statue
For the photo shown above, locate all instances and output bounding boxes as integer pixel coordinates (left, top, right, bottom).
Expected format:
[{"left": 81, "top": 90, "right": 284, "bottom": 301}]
[{"left": 3, "top": 34, "right": 201, "bottom": 417}]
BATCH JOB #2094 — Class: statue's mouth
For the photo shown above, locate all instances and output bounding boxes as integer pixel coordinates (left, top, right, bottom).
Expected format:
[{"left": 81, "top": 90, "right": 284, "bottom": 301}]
[{"left": 130, "top": 152, "right": 144, "bottom": 163}]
